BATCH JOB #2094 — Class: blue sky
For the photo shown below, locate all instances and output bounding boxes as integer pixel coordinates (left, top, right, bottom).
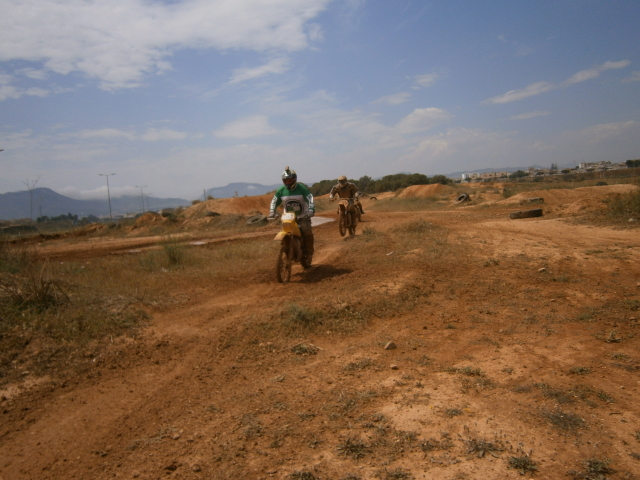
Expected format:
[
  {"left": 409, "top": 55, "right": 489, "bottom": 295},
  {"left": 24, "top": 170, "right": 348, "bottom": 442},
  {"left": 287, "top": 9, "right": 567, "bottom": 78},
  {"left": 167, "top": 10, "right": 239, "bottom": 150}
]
[{"left": 1, "top": 0, "right": 639, "bottom": 200}]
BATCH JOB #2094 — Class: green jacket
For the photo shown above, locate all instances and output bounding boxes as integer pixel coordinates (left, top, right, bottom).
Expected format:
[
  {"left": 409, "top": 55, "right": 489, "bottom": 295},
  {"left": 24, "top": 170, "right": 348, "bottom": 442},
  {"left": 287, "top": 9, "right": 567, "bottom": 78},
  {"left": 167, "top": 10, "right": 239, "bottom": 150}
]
[{"left": 270, "top": 184, "right": 315, "bottom": 218}]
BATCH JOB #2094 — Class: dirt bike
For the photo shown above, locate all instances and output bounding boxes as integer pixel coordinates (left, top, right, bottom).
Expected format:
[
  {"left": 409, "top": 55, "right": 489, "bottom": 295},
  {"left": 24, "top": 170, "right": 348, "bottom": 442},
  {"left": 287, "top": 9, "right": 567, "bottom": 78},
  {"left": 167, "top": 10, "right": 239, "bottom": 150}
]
[
  {"left": 272, "top": 211, "right": 310, "bottom": 283},
  {"left": 335, "top": 197, "right": 358, "bottom": 236}
]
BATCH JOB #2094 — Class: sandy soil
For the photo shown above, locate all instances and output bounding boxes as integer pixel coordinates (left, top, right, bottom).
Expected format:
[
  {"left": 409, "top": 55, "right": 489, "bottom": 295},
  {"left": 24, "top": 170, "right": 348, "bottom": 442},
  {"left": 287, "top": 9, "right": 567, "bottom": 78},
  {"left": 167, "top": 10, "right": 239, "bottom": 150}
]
[{"left": 2, "top": 185, "right": 640, "bottom": 480}]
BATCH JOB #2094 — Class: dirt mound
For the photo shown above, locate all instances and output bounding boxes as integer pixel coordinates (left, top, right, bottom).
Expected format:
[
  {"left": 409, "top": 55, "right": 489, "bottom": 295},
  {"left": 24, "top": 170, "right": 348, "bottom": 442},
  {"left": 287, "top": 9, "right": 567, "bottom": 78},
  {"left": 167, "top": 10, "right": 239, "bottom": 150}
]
[
  {"left": 133, "top": 212, "right": 164, "bottom": 227},
  {"left": 498, "top": 184, "right": 638, "bottom": 206},
  {"left": 397, "top": 184, "right": 453, "bottom": 198},
  {"left": 183, "top": 194, "right": 273, "bottom": 219}
]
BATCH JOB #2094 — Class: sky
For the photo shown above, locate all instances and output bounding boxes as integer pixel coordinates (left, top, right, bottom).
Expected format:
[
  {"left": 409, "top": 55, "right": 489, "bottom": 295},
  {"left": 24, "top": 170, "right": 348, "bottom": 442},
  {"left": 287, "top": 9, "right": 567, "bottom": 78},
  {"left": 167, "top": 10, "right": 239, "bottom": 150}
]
[{"left": 1, "top": 0, "right": 639, "bottom": 201}]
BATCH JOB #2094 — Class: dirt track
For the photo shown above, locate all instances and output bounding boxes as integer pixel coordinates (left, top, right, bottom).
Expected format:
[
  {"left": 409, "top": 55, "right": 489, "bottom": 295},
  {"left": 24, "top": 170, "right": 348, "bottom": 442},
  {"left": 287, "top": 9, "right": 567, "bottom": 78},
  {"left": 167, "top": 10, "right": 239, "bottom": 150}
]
[{"left": 2, "top": 186, "right": 640, "bottom": 480}]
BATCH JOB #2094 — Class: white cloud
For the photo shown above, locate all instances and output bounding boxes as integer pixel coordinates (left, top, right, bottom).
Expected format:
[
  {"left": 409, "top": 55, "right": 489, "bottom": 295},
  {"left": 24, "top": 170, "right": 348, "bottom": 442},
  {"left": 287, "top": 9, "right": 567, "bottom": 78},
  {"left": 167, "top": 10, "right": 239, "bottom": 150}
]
[
  {"left": 564, "top": 120, "right": 639, "bottom": 145},
  {"left": 141, "top": 128, "right": 189, "bottom": 141},
  {"left": 482, "top": 81, "right": 555, "bottom": 105},
  {"left": 622, "top": 71, "right": 640, "bottom": 83},
  {"left": 394, "top": 108, "right": 453, "bottom": 134},
  {"left": 482, "top": 60, "right": 631, "bottom": 105},
  {"left": 0, "top": 73, "right": 50, "bottom": 100},
  {"left": 214, "top": 115, "right": 280, "bottom": 139},
  {"left": 510, "top": 111, "right": 551, "bottom": 120},
  {"left": 0, "top": 0, "right": 332, "bottom": 90},
  {"left": 229, "top": 58, "right": 290, "bottom": 84},
  {"left": 371, "top": 92, "right": 410, "bottom": 105},
  {"left": 73, "top": 129, "right": 137, "bottom": 141},
  {"left": 563, "top": 60, "right": 630, "bottom": 85},
  {"left": 60, "top": 185, "right": 141, "bottom": 200},
  {"left": 413, "top": 73, "right": 438, "bottom": 88}
]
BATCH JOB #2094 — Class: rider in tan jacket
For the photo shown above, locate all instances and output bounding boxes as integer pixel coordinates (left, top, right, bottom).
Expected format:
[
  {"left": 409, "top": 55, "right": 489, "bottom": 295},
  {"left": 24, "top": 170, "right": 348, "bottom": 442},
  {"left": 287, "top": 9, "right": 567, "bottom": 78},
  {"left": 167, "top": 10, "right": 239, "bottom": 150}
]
[{"left": 329, "top": 176, "right": 365, "bottom": 215}]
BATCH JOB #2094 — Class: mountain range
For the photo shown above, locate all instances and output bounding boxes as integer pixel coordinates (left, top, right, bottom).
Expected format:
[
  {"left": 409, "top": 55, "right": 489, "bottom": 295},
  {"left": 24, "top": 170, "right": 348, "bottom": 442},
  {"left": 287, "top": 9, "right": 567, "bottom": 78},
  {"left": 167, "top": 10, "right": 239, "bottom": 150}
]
[
  {"left": 0, "top": 188, "right": 189, "bottom": 221},
  {"left": 0, "top": 166, "right": 567, "bottom": 221}
]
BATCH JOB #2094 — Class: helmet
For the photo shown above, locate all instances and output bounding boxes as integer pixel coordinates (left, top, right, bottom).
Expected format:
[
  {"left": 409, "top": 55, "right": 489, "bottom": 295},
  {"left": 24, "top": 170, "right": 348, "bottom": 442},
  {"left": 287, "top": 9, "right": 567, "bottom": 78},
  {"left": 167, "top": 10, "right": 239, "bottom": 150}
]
[
  {"left": 338, "top": 175, "right": 347, "bottom": 186},
  {"left": 282, "top": 166, "right": 297, "bottom": 190}
]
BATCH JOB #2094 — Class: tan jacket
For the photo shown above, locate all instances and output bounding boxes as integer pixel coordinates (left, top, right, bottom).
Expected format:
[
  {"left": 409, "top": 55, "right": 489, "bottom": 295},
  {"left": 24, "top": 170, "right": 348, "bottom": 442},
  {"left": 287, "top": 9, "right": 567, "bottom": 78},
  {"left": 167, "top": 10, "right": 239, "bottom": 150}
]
[{"left": 329, "top": 182, "right": 359, "bottom": 199}]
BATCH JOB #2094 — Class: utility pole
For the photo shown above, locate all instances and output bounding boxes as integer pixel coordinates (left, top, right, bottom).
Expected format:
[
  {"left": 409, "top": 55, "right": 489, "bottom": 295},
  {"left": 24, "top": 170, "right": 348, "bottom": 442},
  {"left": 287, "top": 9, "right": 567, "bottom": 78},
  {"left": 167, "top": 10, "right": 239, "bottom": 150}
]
[
  {"left": 98, "top": 173, "right": 115, "bottom": 222},
  {"left": 135, "top": 185, "right": 147, "bottom": 214}
]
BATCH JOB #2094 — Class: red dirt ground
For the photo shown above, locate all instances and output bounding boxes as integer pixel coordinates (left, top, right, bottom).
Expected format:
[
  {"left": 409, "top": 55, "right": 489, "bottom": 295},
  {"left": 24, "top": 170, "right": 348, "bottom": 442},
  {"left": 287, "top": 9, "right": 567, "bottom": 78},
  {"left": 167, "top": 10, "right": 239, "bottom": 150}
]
[{"left": 2, "top": 184, "right": 640, "bottom": 480}]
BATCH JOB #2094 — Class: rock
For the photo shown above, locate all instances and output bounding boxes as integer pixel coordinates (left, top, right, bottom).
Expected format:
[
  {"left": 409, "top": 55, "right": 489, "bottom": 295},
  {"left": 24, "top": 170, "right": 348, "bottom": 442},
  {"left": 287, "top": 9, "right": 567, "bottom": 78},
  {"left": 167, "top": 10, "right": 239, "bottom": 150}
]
[
  {"left": 384, "top": 342, "right": 397, "bottom": 350},
  {"left": 390, "top": 364, "right": 399, "bottom": 370},
  {"left": 191, "top": 464, "right": 202, "bottom": 472},
  {"left": 538, "top": 267, "right": 546, "bottom": 272}
]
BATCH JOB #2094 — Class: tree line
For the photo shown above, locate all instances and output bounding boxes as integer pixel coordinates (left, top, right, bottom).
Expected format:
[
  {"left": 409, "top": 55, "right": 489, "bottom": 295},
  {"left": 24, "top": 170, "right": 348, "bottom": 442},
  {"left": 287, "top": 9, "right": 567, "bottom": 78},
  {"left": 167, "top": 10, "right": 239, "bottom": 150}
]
[{"left": 308, "top": 173, "right": 452, "bottom": 196}]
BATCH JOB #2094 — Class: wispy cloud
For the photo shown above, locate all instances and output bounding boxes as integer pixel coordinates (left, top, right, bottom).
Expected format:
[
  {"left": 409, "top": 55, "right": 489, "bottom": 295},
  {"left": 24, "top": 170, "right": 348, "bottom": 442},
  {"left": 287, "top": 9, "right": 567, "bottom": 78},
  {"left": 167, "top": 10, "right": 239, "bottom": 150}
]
[
  {"left": 622, "top": 71, "right": 640, "bottom": 83},
  {"left": 214, "top": 115, "right": 280, "bottom": 139},
  {"left": 372, "top": 92, "right": 410, "bottom": 105},
  {"left": 482, "top": 60, "right": 630, "bottom": 105},
  {"left": 394, "top": 107, "right": 453, "bottom": 134},
  {"left": 563, "top": 60, "right": 630, "bottom": 85},
  {"left": 510, "top": 111, "right": 551, "bottom": 120},
  {"left": 413, "top": 73, "right": 438, "bottom": 88},
  {"left": 229, "top": 58, "right": 290, "bottom": 84},
  {"left": 482, "top": 81, "right": 555, "bottom": 105},
  {"left": 0, "top": 0, "right": 332, "bottom": 90}
]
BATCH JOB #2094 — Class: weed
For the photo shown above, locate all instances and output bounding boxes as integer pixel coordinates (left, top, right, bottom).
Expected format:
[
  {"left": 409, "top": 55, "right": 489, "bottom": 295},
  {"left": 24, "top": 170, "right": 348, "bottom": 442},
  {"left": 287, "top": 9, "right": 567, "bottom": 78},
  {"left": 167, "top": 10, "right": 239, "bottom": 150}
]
[
  {"left": 507, "top": 455, "right": 538, "bottom": 475},
  {"left": 291, "top": 343, "right": 319, "bottom": 355},
  {"left": 343, "top": 358, "right": 374, "bottom": 371},
  {"left": 610, "top": 352, "right": 630, "bottom": 361},
  {"left": 634, "top": 430, "right": 640, "bottom": 442},
  {"left": 361, "top": 226, "right": 382, "bottom": 242},
  {"left": 337, "top": 437, "right": 370, "bottom": 460},
  {"left": 445, "top": 409, "right": 463, "bottom": 417},
  {"left": 483, "top": 258, "right": 500, "bottom": 267},
  {"left": 395, "top": 219, "right": 433, "bottom": 234},
  {"left": 288, "top": 472, "right": 317, "bottom": 480},
  {"left": 597, "top": 391, "right": 614, "bottom": 403},
  {"left": 605, "top": 189, "right": 640, "bottom": 221},
  {"left": 568, "top": 458, "right": 615, "bottom": 480},
  {"left": 502, "top": 367, "right": 514, "bottom": 374},
  {"left": 465, "top": 437, "right": 504, "bottom": 458},
  {"left": 163, "top": 237, "right": 187, "bottom": 266},
  {"left": 283, "top": 303, "right": 322, "bottom": 328},
  {"left": 446, "top": 366, "right": 484, "bottom": 376},
  {"left": 380, "top": 468, "right": 413, "bottom": 479},
  {"left": 415, "top": 355, "right": 433, "bottom": 366},
  {"left": 342, "top": 475, "right": 361, "bottom": 480},
  {"left": 605, "top": 330, "right": 622, "bottom": 343},
  {"left": 541, "top": 408, "right": 585, "bottom": 431},
  {"left": 569, "top": 367, "right": 592, "bottom": 375},
  {"left": 445, "top": 323, "right": 456, "bottom": 329}
]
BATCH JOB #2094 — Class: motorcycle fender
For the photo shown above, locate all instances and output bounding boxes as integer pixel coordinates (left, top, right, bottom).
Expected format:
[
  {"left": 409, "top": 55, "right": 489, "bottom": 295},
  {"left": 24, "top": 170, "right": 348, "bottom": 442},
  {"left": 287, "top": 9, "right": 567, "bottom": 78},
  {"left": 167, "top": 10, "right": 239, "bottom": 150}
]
[{"left": 274, "top": 231, "right": 289, "bottom": 241}]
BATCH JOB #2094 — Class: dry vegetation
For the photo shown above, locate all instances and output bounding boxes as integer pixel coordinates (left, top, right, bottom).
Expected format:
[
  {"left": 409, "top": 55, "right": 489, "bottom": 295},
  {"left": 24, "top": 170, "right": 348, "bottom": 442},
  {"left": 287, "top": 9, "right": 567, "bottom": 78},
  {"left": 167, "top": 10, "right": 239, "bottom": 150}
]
[{"left": 1, "top": 178, "right": 640, "bottom": 479}]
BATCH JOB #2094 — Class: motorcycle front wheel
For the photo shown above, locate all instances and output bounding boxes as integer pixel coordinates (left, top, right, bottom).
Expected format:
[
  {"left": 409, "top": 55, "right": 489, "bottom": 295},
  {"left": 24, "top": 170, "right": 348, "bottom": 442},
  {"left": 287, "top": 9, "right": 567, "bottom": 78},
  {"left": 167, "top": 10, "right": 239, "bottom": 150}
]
[
  {"left": 338, "top": 210, "right": 347, "bottom": 237},
  {"left": 276, "top": 238, "right": 292, "bottom": 283}
]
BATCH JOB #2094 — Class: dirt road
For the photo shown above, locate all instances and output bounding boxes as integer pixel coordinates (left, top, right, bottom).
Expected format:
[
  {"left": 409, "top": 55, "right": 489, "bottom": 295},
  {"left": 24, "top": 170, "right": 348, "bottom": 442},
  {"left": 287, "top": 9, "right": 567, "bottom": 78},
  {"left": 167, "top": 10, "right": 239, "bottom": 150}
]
[{"left": 2, "top": 191, "right": 640, "bottom": 480}]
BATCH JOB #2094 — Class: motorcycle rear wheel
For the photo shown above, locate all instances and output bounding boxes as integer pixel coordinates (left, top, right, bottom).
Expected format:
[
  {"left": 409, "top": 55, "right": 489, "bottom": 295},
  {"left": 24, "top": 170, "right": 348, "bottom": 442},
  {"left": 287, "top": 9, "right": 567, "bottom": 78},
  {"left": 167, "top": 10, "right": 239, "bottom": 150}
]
[
  {"left": 348, "top": 212, "right": 357, "bottom": 236},
  {"left": 276, "top": 239, "right": 292, "bottom": 283}
]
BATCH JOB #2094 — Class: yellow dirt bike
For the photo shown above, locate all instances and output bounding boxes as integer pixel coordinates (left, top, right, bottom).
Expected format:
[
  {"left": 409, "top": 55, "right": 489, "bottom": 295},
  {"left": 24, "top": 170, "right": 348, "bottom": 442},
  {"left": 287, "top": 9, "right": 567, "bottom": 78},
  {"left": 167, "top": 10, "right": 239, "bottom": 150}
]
[
  {"left": 273, "top": 212, "right": 310, "bottom": 283},
  {"left": 335, "top": 198, "right": 358, "bottom": 236}
]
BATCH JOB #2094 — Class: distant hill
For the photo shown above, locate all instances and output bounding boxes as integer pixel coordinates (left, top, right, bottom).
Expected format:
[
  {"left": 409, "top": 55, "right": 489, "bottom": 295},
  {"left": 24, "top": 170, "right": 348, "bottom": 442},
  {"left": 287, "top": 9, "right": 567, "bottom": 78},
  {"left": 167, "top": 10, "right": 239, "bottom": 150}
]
[
  {"left": 206, "top": 182, "right": 281, "bottom": 199},
  {"left": 0, "top": 188, "right": 189, "bottom": 220}
]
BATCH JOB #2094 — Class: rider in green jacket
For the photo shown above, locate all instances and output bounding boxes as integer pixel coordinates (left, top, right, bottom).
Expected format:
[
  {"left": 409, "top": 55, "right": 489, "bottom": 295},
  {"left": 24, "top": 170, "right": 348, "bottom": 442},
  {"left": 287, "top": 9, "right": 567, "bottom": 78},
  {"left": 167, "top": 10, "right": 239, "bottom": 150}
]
[{"left": 268, "top": 167, "right": 315, "bottom": 266}]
